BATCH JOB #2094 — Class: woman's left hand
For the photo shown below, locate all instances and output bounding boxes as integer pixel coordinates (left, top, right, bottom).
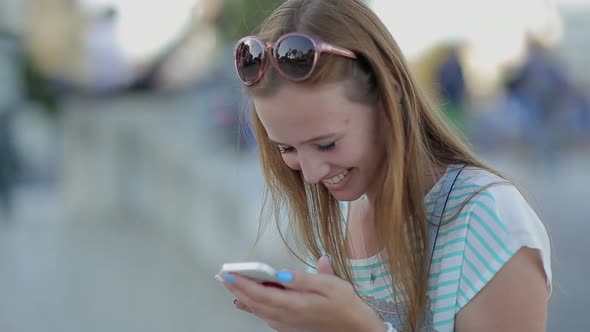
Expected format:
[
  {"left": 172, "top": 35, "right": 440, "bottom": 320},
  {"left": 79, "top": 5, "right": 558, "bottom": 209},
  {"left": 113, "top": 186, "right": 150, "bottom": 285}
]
[{"left": 221, "top": 255, "right": 385, "bottom": 332}]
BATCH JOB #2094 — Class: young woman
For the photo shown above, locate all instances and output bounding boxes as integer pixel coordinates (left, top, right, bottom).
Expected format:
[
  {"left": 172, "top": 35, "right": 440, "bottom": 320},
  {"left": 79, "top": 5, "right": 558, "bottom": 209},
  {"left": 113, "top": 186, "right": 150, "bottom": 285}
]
[{"left": 221, "top": 0, "right": 551, "bottom": 331}]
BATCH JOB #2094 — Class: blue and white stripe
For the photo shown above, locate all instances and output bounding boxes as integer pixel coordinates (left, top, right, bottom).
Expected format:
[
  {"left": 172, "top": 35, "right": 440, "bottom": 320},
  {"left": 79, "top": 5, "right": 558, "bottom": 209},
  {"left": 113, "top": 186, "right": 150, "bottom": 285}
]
[{"left": 348, "top": 167, "right": 551, "bottom": 332}]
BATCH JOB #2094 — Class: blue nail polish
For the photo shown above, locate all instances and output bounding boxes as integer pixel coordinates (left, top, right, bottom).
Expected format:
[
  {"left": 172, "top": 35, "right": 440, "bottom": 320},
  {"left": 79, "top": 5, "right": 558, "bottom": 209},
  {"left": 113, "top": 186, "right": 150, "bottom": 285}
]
[
  {"left": 276, "top": 271, "right": 293, "bottom": 283},
  {"left": 325, "top": 254, "right": 333, "bottom": 264},
  {"left": 233, "top": 299, "right": 238, "bottom": 305},
  {"left": 224, "top": 274, "right": 235, "bottom": 284}
]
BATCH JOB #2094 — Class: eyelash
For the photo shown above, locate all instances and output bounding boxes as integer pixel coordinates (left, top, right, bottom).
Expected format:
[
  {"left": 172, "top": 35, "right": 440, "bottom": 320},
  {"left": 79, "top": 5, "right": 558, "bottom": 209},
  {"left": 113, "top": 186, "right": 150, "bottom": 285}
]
[
  {"left": 278, "top": 145, "right": 294, "bottom": 154},
  {"left": 319, "top": 142, "right": 336, "bottom": 151},
  {"left": 277, "top": 142, "right": 336, "bottom": 154}
]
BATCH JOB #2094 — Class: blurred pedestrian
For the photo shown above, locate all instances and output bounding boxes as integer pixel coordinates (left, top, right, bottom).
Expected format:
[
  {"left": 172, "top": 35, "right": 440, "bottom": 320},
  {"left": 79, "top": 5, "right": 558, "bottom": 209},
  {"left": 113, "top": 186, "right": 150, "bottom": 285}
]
[
  {"left": 505, "top": 38, "right": 571, "bottom": 161},
  {"left": 220, "top": 1, "right": 552, "bottom": 331},
  {"left": 436, "top": 45, "right": 467, "bottom": 130},
  {"left": 0, "top": 33, "right": 22, "bottom": 221}
]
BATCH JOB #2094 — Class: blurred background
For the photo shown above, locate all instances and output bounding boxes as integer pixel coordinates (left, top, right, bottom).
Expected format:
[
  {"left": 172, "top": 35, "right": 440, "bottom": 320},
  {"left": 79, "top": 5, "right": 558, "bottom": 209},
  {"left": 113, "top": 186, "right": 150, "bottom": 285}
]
[{"left": 0, "top": 0, "right": 588, "bottom": 331}]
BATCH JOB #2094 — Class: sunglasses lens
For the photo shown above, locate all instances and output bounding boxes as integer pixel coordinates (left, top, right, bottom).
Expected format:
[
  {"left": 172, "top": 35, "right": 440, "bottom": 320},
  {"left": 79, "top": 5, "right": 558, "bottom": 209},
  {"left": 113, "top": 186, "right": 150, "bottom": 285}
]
[
  {"left": 235, "top": 39, "right": 265, "bottom": 83},
  {"left": 275, "top": 35, "right": 315, "bottom": 80}
]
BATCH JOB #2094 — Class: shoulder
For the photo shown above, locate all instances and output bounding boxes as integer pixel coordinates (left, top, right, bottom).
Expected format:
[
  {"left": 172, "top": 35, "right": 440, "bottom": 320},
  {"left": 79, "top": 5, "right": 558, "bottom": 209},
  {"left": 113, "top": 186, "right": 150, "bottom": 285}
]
[
  {"left": 431, "top": 167, "right": 543, "bottom": 233},
  {"left": 427, "top": 166, "right": 552, "bottom": 321},
  {"left": 439, "top": 167, "right": 550, "bottom": 257}
]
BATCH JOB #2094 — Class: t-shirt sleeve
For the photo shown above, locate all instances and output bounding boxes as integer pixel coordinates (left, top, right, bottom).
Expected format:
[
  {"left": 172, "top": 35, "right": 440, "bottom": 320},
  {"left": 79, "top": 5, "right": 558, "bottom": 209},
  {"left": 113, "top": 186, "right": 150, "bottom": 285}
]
[{"left": 455, "top": 183, "right": 552, "bottom": 312}]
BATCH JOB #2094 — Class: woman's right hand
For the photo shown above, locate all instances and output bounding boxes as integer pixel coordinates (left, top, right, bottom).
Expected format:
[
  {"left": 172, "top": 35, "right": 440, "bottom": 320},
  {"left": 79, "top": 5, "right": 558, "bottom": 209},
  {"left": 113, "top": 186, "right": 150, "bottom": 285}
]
[{"left": 232, "top": 255, "right": 335, "bottom": 332}]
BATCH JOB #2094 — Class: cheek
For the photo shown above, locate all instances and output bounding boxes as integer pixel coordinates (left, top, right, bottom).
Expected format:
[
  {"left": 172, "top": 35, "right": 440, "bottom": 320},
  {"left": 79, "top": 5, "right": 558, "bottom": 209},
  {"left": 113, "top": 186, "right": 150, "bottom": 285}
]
[
  {"left": 336, "top": 141, "right": 365, "bottom": 166},
  {"left": 281, "top": 154, "right": 300, "bottom": 171}
]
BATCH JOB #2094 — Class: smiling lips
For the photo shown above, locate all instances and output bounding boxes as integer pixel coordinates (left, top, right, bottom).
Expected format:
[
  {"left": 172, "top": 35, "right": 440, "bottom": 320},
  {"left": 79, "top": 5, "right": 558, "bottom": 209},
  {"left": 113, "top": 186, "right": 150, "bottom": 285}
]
[{"left": 322, "top": 169, "right": 350, "bottom": 185}]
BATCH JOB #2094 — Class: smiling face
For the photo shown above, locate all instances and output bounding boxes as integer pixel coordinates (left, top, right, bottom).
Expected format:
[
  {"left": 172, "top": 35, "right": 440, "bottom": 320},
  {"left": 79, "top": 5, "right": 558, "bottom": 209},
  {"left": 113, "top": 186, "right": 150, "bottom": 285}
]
[{"left": 253, "top": 82, "right": 384, "bottom": 201}]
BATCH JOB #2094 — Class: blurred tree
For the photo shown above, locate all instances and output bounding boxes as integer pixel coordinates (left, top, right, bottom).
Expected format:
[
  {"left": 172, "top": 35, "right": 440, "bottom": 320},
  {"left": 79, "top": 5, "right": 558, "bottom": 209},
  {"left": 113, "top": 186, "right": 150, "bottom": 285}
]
[{"left": 23, "top": 55, "right": 60, "bottom": 114}]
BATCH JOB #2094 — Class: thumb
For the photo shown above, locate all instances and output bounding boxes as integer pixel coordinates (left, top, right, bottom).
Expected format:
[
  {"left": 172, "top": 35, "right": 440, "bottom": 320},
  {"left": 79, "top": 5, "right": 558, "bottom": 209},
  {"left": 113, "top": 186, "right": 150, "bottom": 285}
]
[{"left": 317, "top": 254, "right": 335, "bottom": 275}]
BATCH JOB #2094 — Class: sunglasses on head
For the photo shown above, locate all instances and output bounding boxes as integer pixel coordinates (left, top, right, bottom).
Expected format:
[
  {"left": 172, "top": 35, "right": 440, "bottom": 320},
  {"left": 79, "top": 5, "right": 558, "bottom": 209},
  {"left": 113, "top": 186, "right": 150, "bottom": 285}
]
[{"left": 233, "top": 32, "right": 357, "bottom": 86}]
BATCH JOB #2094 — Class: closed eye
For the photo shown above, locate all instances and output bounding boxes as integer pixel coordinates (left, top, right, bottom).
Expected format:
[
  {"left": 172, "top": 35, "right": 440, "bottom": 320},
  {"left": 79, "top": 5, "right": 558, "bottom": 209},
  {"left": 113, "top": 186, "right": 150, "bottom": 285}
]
[
  {"left": 278, "top": 145, "right": 295, "bottom": 154},
  {"left": 319, "top": 142, "right": 336, "bottom": 151}
]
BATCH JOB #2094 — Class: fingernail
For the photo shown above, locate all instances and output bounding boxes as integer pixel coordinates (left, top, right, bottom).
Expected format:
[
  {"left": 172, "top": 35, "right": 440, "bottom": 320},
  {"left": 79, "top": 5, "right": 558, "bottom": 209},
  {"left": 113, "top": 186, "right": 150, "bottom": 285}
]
[
  {"left": 233, "top": 298, "right": 238, "bottom": 305},
  {"left": 323, "top": 253, "right": 333, "bottom": 264},
  {"left": 224, "top": 274, "right": 235, "bottom": 284},
  {"left": 276, "top": 271, "right": 293, "bottom": 283}
]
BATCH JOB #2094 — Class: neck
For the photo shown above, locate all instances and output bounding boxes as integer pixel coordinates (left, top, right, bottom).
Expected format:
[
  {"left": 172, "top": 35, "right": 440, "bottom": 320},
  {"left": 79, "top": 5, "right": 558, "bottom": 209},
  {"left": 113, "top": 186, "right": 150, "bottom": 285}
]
[
  {"left": 347, "top": 164, "right": 450, "bottom": 260},
  {"left": 363, "top": 163, "right": 449, "bottom": 211}
]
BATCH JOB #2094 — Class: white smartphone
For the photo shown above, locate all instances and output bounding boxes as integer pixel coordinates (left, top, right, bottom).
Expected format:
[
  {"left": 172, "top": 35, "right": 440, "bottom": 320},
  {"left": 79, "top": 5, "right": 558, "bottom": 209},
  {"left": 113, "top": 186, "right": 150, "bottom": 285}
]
[
  {"left": 220, "top": 262, "right": 277, "bottom": 282},
  {"left": 219, "top": 262, "right": 285, "bottom": 288}
]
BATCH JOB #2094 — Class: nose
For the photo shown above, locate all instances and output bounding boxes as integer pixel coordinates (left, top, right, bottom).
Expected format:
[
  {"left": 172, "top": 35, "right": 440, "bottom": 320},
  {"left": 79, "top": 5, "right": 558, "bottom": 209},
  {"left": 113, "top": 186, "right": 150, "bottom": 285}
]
[{"left": 299, "top": 153, "right": 330, "bottom": 184}]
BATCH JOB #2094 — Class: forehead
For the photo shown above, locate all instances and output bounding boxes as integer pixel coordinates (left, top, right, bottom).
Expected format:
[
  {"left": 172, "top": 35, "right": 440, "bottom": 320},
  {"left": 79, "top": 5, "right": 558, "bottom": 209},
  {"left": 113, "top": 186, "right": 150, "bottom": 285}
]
[{"left": 253, "top": 83, "right": 366, "bottom": 143}]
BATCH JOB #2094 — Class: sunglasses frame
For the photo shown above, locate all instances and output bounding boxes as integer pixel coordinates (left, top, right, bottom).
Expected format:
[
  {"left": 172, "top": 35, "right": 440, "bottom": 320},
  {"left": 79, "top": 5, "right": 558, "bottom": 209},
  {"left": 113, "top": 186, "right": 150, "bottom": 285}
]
[{"left": 234, "top": 32, "right": 357, "bottom": 86}]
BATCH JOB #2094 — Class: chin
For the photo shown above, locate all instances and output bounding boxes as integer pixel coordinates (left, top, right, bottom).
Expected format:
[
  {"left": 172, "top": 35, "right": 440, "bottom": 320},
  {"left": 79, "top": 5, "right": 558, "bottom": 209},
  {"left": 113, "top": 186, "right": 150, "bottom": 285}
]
[{"left": 331, "top": 190, "right": 364, "bottom": 202}]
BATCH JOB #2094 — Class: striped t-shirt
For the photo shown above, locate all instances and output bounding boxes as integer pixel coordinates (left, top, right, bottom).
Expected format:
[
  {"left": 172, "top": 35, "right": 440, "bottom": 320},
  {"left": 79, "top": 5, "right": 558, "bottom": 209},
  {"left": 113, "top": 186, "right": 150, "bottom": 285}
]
[{"left": 345, "top": 166, "right": 552, "bottom": 331}]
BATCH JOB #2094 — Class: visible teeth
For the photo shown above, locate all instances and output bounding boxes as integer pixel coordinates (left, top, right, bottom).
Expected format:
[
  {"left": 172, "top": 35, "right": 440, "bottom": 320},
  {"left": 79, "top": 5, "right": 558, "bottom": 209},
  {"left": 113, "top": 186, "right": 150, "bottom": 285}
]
[{"left": 323, "top": 169, "right": 349, "bottom": 185}]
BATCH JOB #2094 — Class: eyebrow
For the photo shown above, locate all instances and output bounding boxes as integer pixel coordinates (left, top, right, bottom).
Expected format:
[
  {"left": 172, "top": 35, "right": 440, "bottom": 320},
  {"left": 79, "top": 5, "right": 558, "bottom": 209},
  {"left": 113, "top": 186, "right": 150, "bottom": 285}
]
[{"left": 268, "top": 133, "right": 339, "bottom": 146}]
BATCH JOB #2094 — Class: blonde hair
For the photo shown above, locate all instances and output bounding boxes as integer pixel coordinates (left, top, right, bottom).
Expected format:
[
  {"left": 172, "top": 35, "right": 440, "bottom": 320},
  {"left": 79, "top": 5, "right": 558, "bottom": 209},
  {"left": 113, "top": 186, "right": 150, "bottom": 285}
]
[{"left": 245, "top": 0, "right": 496, "bottom": 329}]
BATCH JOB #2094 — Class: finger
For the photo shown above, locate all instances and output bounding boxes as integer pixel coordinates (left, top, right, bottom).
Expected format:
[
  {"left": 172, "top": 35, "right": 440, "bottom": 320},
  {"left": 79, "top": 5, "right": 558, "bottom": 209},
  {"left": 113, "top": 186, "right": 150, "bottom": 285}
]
[
  {"left": 220, "top": 273, "right": 241, "bottom": 296},
  {"left": 231, "top": 285, "right": 291, "bottom": 323},
  {"left": 229, "top": 274, "right": 321, "bottom": 323},
  {"left": 230, "top": 273, "right": 300, "bottom": 306},
  {"left": 234, "top": 299, "right": 253, "bottom": 314},
  {"left": 275, "top": 269, "right": 342, "bottom": 295},
  {"left": 316, "top": 254, "right": 335, "bottom": 275}
]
